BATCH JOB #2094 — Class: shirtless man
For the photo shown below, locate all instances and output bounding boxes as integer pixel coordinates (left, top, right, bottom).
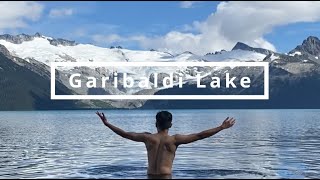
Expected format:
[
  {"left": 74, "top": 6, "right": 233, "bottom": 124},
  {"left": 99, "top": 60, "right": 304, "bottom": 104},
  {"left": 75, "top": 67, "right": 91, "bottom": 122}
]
[{"left": 96, "top": 111, "right": 235, "bottom": 178}]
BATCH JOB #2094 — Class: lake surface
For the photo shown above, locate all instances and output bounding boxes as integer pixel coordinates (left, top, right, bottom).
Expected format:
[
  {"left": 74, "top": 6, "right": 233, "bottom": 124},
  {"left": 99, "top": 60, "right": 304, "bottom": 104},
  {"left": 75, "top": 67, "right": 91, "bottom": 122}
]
[{"left": 0, "top": 109, "right": 319, "bottom": 179}]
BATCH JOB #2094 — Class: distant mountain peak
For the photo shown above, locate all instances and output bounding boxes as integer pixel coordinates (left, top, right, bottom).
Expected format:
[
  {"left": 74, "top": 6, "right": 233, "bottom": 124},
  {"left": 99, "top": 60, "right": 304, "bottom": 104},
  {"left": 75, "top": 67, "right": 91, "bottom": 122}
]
[
  {"left": 302, "top": 36, "right": 320, "bottom": 49},
  {"left": 0, "top": 33, "right": 77, "bottom": 47},
  {"left": 34, "top": 32, "right": 42, "bottom": 37},
  {"left": 305, "top": 36, "right": 320, "bottom": 43},
  {"left": 182, "top": 51, "right": 193, "bottom": 55},
  {"left": 232, "top": 42, "right": 273, "bottom": 55},
  {"left": 232, "top": 42, "right": 251, "bottom": 50},
  {"left": 289, "top": 36, "right": 320, "bottom": 56},
  {"left": 48, "top": 38, "right": 77, "bottom": 46}
]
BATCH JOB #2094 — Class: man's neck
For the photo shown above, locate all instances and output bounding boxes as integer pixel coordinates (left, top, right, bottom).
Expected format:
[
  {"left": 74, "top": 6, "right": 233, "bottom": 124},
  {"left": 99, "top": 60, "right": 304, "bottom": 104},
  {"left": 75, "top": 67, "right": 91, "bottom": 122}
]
[{"left": 157, "top": 129, "right": 169, "bottom": 135}]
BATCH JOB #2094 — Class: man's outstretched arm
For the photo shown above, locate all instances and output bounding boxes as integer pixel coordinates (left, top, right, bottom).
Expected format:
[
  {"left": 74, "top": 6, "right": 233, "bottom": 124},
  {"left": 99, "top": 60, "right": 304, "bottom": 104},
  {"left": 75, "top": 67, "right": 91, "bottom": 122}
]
[
  {"left": 96, "top": 111, "right": 149, "bottom": 142},
  {"left": 174, "top": 117, "right": 235, "bottom": 146}
]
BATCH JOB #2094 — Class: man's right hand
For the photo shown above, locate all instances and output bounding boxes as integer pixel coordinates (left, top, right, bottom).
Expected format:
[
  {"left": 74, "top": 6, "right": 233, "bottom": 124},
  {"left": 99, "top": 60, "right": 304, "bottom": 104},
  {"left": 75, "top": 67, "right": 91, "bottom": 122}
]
[
  {"left": 96, "top": 111, "right": 108, "bottom": 126},
  {"left": 220, "top": 117, "right": 236, "bottom": 130}
]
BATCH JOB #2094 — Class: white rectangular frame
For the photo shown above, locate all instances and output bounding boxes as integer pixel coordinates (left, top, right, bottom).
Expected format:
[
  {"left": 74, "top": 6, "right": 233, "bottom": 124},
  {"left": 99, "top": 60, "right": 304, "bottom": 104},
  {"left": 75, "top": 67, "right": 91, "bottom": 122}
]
[{"left": 51, "top": 61, "right": 269, "bottom": 100}]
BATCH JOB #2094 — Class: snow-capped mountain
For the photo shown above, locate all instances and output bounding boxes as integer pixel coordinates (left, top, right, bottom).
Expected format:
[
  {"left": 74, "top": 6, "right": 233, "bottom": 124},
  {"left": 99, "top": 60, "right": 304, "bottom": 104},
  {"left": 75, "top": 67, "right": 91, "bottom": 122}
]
[
  {"left": 1, "top": 32, "right": 320, "bottom": 109},
  {"left": 0, "top": 33, "right": 267, "bottom": 65},
  {"left": 0, "top": 33, "right": 268, "bottom": 97}
]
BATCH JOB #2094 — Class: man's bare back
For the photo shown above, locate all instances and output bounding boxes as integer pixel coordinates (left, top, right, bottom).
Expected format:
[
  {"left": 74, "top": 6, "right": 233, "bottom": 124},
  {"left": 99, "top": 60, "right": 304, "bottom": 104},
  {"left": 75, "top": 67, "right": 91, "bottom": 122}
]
[
  {"left": 96, "top": 111, "right": 235, "bottom": 176},
  {"left": 145, "top": 133, "right": 177, "bottom": 175}
]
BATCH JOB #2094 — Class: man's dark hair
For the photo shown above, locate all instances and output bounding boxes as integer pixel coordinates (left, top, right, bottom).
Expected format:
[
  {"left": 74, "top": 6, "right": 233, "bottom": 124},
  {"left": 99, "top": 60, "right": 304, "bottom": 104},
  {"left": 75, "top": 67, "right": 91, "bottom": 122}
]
[{"left": 156, "top": 111, "right": 172, "bottom": 130}]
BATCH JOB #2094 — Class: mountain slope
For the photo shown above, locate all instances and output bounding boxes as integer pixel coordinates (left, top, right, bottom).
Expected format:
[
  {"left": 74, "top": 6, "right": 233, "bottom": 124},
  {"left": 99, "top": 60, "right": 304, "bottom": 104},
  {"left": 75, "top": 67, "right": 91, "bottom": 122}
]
[
  {"left": 142, "top": 37, "right": 320, "bottom": 109},
  {"left": 142, "top": 66, "right": 320, "bottom": 109},
  {"left": 1, "top": 33, "right": 320, "bottom": 109},
  {"left": 0, "top": 45, "right": 82, "bottom": 110}
]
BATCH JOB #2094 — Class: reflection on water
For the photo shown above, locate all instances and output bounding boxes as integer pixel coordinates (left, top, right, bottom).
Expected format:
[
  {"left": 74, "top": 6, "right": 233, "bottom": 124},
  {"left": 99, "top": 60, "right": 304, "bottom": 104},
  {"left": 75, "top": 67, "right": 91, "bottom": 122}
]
[{"left": 0, "top": 110, "right": 320, "bottom": 178}]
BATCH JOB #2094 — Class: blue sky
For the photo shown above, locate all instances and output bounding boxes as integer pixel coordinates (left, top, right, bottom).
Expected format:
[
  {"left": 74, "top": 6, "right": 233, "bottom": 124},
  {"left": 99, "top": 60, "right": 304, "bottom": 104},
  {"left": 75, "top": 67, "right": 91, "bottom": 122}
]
[
  {"left": 20, "top": 1, "right": 219, "bottom": 47},
  {"left": 3, "top": 1, "right": 320, "bottom": 54}
]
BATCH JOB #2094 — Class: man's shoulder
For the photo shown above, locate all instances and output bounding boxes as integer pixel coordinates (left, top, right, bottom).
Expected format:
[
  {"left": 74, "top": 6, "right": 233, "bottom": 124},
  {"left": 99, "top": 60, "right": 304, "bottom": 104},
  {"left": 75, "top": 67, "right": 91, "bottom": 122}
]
[
  {"left": 142, "top": 132, "right": 154, "bottom": 138},
  {"left": 169, "top": 134, "right": 181, "bottom": 141},
  {"left": 171, "top": 134, "right": 182, "bottom": 138}
]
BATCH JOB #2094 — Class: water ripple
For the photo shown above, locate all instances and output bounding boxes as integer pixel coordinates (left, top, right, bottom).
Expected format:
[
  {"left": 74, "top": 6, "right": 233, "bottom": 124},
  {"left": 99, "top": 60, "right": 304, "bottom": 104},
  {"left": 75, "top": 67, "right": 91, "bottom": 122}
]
[{"left": 0, "top": 110, "right": 320, "bottom": 178}]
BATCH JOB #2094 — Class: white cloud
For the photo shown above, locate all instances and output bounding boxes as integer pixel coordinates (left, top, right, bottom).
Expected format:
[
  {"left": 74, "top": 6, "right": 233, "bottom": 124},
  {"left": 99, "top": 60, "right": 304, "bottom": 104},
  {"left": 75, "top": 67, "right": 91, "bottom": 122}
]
[
  {"left": 49, "top": 8, "right": 73, "bottom": 18},
  {"left": 0, "top": 2, "right": 43, "bottom": 30},
  {"left": 73, "top": 28, "right": 86, "bottom": 37},
  {"left": 180, "top": 1, "right": 201, "bottom": 9},
  {"left": 93, "top": 2, "right": 320, "bottom": 54},
  {"left": 92, "top": 34, "right": 123, "bottom": 44}
]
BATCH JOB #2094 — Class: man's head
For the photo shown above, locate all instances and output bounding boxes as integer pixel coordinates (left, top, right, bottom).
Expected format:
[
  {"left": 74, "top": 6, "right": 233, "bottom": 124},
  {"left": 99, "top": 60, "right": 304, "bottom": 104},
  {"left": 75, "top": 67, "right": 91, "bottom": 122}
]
[{"left": 156, "top": 111, "right": 172, "bottom": 131}]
